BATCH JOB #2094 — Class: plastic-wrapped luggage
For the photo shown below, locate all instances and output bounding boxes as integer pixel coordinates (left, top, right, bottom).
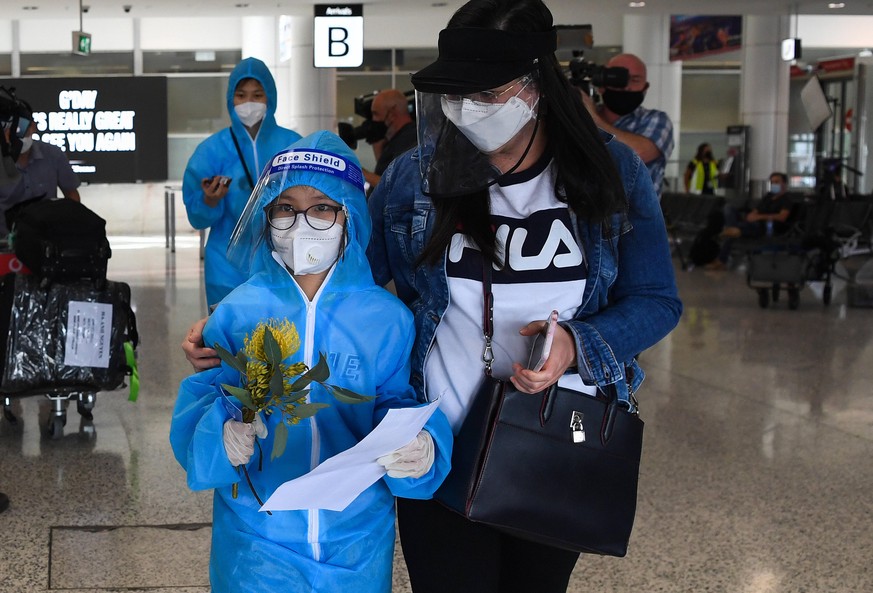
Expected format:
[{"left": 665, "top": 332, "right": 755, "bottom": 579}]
[
  {"left": 10, "top": 198, "right": 111, "bottom": 286},
  {"left": 0, "top": 273, "right": 137, "bottom": 393}
]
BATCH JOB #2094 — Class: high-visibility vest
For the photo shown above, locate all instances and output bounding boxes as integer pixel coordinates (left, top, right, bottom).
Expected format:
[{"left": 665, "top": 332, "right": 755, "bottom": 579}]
[{"left": 688, "top": 159, "right": 719, "bottom": 194}]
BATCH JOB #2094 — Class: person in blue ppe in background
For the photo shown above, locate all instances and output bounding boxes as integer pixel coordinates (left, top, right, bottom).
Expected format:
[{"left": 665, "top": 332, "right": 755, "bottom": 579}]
[
  {"left": 170, "top": 130, "right": 452, "bottom": 593},
  {"left": 183, "top": 57, "right": 301, "bottom": 307}
]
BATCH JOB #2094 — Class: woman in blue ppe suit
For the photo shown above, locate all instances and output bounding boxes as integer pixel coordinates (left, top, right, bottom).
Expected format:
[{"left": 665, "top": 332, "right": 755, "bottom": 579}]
[
  {"left": 183, "top": 57, "right": 301, "bottom": 306},
  {"left": 171, "top": 131, "right": 452, "bottom": 593}
]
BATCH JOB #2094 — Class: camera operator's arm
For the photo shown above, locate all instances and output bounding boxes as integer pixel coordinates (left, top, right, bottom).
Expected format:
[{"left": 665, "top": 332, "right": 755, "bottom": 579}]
[{"left": 581, "top": 92, "right": 663, "bottom": 164}]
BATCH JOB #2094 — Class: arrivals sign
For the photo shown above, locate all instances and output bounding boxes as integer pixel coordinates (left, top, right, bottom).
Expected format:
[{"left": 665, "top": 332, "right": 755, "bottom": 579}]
[
  {"left": 313, "top": 4, "right": 363, "bottom": 68},
  {"left": 0, "top": 76, "right": 167, "bottom": 182}
]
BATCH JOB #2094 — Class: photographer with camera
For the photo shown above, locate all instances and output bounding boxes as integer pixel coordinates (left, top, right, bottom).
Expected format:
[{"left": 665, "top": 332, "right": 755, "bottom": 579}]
[
  {"left": 581, "top": 53, "right": 674, "bottom": 198},
  {"left": 362, "top": 89, "right": 417, "bottom": 190},
  {"left": 0, "top": 98, "right": 82, "bottom": 239}
]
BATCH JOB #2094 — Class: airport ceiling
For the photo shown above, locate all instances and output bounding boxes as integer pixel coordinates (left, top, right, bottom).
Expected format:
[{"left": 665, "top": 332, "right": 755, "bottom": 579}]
[{"left": 7, "top": 0, "right": 873, "bottom": 20}]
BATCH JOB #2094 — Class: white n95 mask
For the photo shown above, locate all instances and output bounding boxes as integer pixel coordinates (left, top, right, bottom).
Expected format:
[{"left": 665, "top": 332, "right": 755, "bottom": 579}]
[
  {"left": 234, "top": 102, "right": 267, "bottom": 128},
  {"left": 271, "top": 222, "right": 343, "bottom": 275},
  {"left": 441, "top": 95, "right": 536, "bottom": 153}
]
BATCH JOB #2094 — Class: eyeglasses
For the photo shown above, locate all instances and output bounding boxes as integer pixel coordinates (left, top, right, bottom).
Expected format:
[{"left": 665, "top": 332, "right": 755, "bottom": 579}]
[
  {"left": 445, "top": 75, "right": 534, "bottom": 104},
  {"left": 264, "top": 203, "right": 343, "bottom": 231}
]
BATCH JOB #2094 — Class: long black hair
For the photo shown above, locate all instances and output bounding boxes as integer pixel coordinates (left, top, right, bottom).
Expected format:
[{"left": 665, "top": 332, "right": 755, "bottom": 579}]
[{"left": 418, "top": 0, "right": 627, "bottom": 266}]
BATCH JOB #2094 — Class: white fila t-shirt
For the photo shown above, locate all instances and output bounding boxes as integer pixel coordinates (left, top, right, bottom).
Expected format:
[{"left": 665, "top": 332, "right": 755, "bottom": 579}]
[{"left": 426, "top": 159, "right": 597, "bottom": 433}]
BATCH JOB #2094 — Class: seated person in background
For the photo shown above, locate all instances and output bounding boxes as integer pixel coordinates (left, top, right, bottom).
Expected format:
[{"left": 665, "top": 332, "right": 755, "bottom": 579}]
[
  {"left": 0, "top": 100, "right": 81, "bottom": 238},
  {"left": 707, "top": 172, "right": 792, "bottom": 270}
]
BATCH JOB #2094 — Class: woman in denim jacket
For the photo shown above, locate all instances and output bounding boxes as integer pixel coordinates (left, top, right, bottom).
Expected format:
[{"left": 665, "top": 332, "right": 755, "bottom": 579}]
[
  {"left": 183, "top": 1, "right": 682, "bottom": 590},
  {"left": 365, "top": 1, "right": 682, "bottom": 592}
]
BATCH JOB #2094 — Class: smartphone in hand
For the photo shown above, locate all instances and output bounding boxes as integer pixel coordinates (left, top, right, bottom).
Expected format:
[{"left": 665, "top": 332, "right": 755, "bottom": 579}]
[{"left": 528, "top": 310, "right": 559, "bottom": 372}]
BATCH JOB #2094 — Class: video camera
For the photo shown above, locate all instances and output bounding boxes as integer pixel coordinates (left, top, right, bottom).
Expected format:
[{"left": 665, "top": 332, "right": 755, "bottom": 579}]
[
  {"left": 338, "top": 90, "right": 415, "bottom": 151},
  {"left": 567, "top": 51, "right": 629, "bottom": 97}
]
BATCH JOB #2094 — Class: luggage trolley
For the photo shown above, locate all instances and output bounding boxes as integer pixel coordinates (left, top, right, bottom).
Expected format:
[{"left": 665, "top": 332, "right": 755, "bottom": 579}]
[
  {"left": 3, "top": 385, "right": 99, "bottom": 439},
  {"left": 746, "top": 242, "right": 819, "bottom": 310}
]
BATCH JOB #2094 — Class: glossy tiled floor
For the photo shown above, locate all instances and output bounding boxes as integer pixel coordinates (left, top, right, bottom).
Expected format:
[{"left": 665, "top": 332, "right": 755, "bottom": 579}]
[{"left": 1, "top": 235, "right": 872, "bottom": 592}]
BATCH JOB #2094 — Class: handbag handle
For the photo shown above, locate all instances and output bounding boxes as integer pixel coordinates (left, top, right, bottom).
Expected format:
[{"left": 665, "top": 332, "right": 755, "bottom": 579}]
[{"left": 481, "top": 258, "right": 628, "bottom": 441}]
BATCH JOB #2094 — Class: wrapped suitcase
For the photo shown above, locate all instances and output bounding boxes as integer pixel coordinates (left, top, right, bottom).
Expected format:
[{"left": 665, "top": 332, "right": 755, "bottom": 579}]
[
  {"left": 10, "top": 198, "right": 111, "bottom": 287},
  {"left": 0, "top": 273, "right": 138, "bottom": 436}
]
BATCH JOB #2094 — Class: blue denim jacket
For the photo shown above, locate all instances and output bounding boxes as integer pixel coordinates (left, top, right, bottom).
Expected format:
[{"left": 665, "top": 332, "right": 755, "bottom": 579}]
[{"left": 366, "top": 134, "right": 682, "bottom": 408}]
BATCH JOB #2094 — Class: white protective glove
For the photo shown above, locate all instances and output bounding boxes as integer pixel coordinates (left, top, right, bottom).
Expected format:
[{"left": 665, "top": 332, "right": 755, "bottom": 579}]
[
  {"left": 223, "top": 414, "right": 267, "bottom": 466},
  {"left": 377, "top": 430, "right": 434, "bottom": 479}
]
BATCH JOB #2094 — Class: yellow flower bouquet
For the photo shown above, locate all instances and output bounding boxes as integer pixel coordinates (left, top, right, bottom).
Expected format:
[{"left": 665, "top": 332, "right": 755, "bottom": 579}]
[{"left": 214, "top": 318, "right": 371, "bottom": 501}]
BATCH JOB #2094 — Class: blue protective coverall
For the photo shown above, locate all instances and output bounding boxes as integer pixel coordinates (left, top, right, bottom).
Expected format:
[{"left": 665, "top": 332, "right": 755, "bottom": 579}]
[
  {"left": 170, "top": 131, "right": 452, "bottom": 593},
  {"left": 182, "top": 57, "right": 301, "bottom": 306}
]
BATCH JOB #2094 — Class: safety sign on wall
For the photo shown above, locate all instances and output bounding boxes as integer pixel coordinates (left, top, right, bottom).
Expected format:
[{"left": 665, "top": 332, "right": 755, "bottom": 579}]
[{"left": 313, "top": 4, "right": 363, "bottom": 68}]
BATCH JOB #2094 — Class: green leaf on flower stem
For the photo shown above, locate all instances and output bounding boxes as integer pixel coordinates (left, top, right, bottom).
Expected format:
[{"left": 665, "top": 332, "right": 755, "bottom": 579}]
[
  {"left": 221, "top": 384, "right": 257, "bottom": 411},
  {"left": 326, "top": 384, "right": 374, "bottom": 404},
  {"left": 271, "top": 421, "right": 288, "bottom": 460},
  {"left": 288, "top": 353, "right": 329, "bottom": 392},
  {"left": 293, "top": 402, "right": 330, "bottom": 419},
  {"left": 263, "top": 328, "right": 283, "bottom": 366},
  {"left": 214, "top": 343, "right": 247, "bottom": 374},
  {"left": 308, "top": 353, "right": 332, "bottom": 382},
  {"left": 270, "top": 365, "right": 284, "bottom": 399}
]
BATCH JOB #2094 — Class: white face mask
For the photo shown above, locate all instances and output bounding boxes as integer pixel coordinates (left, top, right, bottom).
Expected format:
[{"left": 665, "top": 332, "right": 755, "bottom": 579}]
[
  {"left": 271, "top": 221, "right": 344, "bottom": 275},
  {"left": 441, "top": 95, "right": 537, "bottom": 153},
  {"left": 769, "top": 183, "right": 783, "bottom": 194},
  {"left": 234, "top": 102, "right": 267, "bottom": 128},
  {"left": 20, "top": 136, "right": 33, "bottom": 154}
]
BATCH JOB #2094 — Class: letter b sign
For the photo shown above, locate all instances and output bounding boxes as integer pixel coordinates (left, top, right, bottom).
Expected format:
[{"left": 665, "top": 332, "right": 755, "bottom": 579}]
[{"left": 313, "top": 5, "right": 363, "bottom": 68}]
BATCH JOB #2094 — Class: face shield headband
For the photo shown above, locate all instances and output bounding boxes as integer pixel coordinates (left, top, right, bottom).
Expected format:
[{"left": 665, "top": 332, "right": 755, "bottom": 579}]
[{"left": 227, "top": 147, "right": 364, "bottom": 273}]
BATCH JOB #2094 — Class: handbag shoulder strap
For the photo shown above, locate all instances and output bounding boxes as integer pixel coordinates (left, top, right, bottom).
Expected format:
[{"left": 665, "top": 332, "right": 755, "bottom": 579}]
[
  {"left": 481, "top": 260, "right": 495, "bottom": 376},
  {"left": 229, "top": 128, "right": 256, "bottom": 189}
]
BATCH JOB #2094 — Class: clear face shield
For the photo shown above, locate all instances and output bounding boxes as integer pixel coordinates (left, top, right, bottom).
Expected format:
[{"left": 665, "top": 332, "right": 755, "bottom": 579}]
[
  {"left": 226, "top": 146, "right": 362, "bottom": 274},
  {"left": 415, "top": 73, "right": 541, "bottom": 198}
]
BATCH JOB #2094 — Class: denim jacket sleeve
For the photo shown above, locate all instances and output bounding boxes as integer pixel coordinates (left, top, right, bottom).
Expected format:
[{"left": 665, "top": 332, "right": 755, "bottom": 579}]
[{"left": 562, "top": 139, "right": 682, "bottom": 395}]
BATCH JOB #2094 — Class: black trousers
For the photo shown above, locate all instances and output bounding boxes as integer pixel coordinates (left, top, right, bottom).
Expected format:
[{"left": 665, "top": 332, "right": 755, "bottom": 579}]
[{"left": 397, "top": 498, "right": 580, "bottom": 593}]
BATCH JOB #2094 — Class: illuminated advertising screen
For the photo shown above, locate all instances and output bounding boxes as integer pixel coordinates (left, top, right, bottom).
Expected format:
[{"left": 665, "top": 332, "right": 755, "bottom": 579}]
[
  {"left": 669, "top": 15, "right": 742, "bottom": 62},
  {"left": 0, "top": 76, "right": 168, "bottom": 182}
]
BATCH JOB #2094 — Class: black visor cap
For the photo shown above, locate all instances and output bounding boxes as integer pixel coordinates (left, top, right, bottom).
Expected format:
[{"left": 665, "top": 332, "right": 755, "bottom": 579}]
[{"left": 411, "top": 27, "right": 557, "bottom": 95}]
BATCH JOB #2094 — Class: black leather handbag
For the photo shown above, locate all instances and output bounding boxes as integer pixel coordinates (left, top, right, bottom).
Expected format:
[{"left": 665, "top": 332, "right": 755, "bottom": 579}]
[{"left": 434, "top": 264, "right": 644, "bottom": 556}]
